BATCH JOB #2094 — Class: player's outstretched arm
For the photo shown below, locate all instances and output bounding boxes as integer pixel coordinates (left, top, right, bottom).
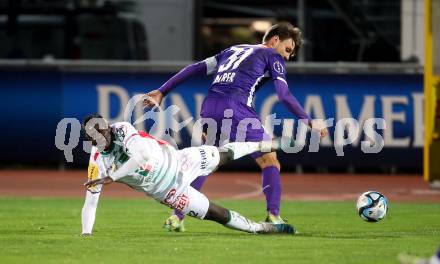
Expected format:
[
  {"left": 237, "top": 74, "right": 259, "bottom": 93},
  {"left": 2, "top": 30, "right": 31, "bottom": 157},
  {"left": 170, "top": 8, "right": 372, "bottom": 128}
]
[
  {"left": 273, "top": 79, "right": 311, "bottom": 123},
  {"left": 85, "top": 140, "right": 154, "bottom": 185},
  {"left": 143, "top": 60, "right": 209, "bottom": 108},
  {"left": 274, "top": 79, "right": 328, "bottom": 138},
  {"left": 84, "top": 176, "right": 113, "bottom": 188},
  {"left": 84, "top": 157, "right": 141, "bottom": 186}
]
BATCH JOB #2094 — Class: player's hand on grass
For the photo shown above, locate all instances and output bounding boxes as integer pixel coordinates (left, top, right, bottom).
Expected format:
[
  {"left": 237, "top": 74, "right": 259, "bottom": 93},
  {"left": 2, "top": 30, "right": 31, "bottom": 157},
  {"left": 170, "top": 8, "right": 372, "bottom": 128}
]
[
  {"left": 84, "top": 176, "right": 113, "bottom": 188},
  {"left": 311, "top": 119, "right": 329, "bottom": 138},
  {"left": 143, "top": 90, "right": 163, "bottom": 108}
]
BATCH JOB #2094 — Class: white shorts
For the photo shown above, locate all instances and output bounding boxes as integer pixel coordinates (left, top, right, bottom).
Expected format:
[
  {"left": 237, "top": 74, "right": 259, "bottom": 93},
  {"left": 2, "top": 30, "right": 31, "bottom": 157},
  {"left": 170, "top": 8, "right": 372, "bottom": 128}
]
[
  {"left": 159, "top": 145, "right": 220, "bottom": 219},
  {"left": 176, "top": 145, "right": 220, "bottom": 187}
]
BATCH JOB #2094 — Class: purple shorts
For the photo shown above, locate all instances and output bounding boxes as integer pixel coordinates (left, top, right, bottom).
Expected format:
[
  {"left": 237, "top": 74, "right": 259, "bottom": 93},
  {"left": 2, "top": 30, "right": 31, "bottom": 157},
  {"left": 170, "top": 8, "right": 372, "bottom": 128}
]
[{"left": 200, "top": 95, "right": 271, "bottom": 151}]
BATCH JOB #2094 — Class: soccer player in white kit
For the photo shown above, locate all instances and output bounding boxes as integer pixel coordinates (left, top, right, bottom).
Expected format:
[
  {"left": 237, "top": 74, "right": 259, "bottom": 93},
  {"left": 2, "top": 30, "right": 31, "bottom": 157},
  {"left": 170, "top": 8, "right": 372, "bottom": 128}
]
[{"left": 81, "top": 114, "right": 295, "bottom": 236}]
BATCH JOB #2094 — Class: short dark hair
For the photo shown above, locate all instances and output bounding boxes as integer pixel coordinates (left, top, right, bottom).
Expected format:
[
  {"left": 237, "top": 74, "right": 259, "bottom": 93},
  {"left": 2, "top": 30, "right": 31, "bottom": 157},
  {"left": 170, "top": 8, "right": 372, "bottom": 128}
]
[
  {"left": 82, "top": 114, "right": 105, "bottom": 138},
  {"left": 263, "top": 22, "right": 304, "bottom": 55}
]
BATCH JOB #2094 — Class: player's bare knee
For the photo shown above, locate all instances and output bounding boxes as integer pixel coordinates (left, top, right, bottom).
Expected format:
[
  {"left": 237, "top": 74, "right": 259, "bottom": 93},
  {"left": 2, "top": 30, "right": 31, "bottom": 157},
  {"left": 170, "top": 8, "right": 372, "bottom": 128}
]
[
  {"left": 204, "top": 202, "right": 229, "bottom": 224},
  {"left": 218, "top": 149, "right": 233, "bottom": 166},
  {"left": 255, "top": 152, "right": 280, "bottom": 170},
  {"left": 271, "top": 158, "right": 281, "bottom": 170}
]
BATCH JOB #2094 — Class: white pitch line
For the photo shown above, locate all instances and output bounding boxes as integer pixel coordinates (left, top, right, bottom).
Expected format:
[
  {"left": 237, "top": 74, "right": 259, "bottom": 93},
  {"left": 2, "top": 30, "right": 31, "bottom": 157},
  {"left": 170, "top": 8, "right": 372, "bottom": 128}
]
[
  {"left": 282, "top": 193, "right": 359, "bottom": 201},
  {"left": 411, "top": 189, "right": 440, "bottom": 195},
  {"left": 230, "top": 179, "right": 262, "bottom": 199},
  {"left": 228, "top": 181, "right": 440, "bottom": 201}
]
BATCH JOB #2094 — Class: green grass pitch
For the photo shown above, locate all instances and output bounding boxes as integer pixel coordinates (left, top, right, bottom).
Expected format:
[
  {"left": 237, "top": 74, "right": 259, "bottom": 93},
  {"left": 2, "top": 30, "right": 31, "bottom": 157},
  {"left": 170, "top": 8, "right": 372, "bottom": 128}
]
[{"left": 0, "top": 197, "right": 439, "bottom": 264}]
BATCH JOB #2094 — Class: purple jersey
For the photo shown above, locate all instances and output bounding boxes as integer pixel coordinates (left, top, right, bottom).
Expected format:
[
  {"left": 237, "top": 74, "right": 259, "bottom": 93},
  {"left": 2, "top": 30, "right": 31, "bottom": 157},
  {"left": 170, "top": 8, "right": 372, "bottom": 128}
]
[
  {"left": 158, "top": 44, "right": 311, "bottom": 122},
  {"left": 204, "top": 44, "right": 287, "bottom": 107}
]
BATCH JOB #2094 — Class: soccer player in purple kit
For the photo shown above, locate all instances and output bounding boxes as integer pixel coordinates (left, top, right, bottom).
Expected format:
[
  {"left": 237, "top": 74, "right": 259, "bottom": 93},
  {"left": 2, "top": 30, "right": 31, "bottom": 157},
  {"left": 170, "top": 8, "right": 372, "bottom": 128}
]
[{"left": 144, "top": 22, "right": 328, "bottom": 231}]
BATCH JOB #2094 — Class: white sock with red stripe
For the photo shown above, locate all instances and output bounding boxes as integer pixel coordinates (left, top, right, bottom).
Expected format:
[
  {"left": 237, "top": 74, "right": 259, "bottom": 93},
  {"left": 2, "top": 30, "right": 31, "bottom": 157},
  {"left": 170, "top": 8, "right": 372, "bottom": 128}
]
[{"left": 224, "top": 211, "right": 263, "bottom": 233}]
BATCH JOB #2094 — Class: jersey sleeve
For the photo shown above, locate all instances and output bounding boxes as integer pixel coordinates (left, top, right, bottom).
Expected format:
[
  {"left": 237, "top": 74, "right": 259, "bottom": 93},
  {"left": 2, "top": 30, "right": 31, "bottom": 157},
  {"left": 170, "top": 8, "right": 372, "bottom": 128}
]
[
  {"left": 203, "top": 56, "right": 218, "bottom": 75},
  {"left": 157, "top": 48, "right": 228, "bottom": 95},
  {"left": 81, "top": 190, "right": 101, "bottom": 235},
  {"left": 82, "top": 146, "right": 103, "bottom": 235},
  {"left": 87, "top": 146, "right": 104, "bottom": 194},
  {"left": 274, "top": 79, "right": 312, "bottom": 122},
  {"left": 158, "top": 61, "right": 207, "bottom": 95},
  {"left": 267, "top": 52, "right": 287, "bottom": 84},
  {"left": 203, "top": 48, "right": 228, "bottom": 75},
  {"left": 109, "top": 122, "right": 163, "bottom": 181}
]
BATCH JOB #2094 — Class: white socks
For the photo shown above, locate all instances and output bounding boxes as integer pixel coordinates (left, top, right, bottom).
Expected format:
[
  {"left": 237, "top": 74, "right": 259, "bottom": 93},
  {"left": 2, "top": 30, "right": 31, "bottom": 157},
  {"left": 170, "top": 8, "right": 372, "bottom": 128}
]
[
  {"left": 221, "top": 141, "right": 272, "bottom": 160},
  {"left": 224, "top": 211, "right": 263, "bottom": 233}
]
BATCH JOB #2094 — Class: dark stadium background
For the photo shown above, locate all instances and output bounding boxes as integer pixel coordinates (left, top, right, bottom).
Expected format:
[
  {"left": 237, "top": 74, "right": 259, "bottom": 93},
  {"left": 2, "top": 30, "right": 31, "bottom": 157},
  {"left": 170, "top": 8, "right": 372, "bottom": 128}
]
[{"left": 0, "top": 0, "right": 424, "bottom": 174}]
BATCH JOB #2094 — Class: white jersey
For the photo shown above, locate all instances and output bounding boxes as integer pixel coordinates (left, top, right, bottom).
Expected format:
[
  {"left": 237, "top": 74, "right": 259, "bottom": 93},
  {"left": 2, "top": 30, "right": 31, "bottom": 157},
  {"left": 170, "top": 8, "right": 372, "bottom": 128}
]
[
  {"left": 87, "top": 122, "right": 179, "bottom": 200},
  {"left": 82, "top": 122, "right": 221, "bottom": 234}
]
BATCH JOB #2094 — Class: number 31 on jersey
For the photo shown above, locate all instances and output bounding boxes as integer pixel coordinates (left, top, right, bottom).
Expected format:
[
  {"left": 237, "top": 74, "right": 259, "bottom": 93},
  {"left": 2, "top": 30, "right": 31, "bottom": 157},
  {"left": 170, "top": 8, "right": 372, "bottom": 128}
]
[{"left": 213, "top": 47, "right": 254, "bottom": 84}]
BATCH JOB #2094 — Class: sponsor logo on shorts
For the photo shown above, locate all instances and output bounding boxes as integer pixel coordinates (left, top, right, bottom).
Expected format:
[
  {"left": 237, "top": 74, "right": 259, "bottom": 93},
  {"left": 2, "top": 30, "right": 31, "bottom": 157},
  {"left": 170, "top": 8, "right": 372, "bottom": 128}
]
[
  {"left": 174, "top": 194, "right": 189, "bottom": 211},
  {"left": 162, "top": 188, "right": 176, "bottom": 206},
  {"left": 161, "top": 190, "right": 189, "bottom": 211}
]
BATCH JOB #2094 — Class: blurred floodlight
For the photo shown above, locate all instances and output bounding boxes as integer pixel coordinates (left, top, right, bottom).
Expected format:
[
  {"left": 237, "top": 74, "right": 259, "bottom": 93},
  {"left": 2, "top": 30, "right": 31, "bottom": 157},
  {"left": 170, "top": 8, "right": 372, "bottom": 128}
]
[{"left": 251, "top": 20, "right": 272, "bottom": 32}]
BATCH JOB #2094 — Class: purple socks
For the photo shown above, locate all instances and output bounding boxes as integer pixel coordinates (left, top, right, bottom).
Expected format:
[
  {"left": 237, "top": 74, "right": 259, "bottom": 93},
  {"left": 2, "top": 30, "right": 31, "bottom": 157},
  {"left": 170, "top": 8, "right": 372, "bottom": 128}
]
[
  {"left": 262, "top": 166, "right": 281, "bottom": 216},
  {"left": 173, "top": 176, "right": 208, "bottom": 220},
  {"left": 172, "top": 166, "right": 282, "bottom": 219}
]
